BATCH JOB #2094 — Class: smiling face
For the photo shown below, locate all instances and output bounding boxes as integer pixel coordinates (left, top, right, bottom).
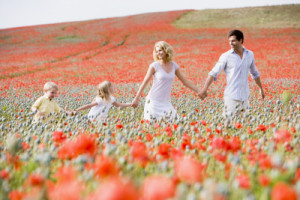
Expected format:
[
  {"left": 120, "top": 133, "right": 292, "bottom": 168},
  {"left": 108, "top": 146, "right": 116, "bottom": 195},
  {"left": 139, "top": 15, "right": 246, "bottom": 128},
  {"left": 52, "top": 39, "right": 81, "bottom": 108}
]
[
  {"left": 45, "top": 88, "right": 58, "bottom": 100},
  {"left": 228, "top": 35, "right": 243, "bottom": 51},
  {"left": 155, "top": 46, "right": 167, "bottom": 61}
]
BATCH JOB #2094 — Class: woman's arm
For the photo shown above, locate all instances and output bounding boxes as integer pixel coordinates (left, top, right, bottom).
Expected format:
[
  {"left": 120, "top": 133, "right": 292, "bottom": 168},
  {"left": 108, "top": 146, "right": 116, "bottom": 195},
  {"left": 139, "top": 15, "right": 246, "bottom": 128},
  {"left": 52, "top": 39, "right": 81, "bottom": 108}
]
[
  {"left": 131, "top": 66, "right": 155, "bottom": 107},
  {"left": 175, "top": 68, "right": 199, "bottom": 93}
]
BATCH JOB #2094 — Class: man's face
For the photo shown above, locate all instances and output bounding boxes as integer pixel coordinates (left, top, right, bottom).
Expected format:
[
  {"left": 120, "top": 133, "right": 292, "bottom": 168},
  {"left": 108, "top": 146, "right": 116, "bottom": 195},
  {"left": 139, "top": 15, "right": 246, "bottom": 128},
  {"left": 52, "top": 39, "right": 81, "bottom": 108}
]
[{"left": 228, "top": 36, "right": 243, "bottom": 51}]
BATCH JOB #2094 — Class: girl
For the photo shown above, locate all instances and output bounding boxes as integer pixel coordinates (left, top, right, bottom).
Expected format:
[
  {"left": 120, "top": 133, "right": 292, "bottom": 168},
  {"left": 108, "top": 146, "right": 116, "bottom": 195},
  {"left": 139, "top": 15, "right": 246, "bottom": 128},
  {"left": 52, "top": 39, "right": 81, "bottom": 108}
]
[
  {"left": 131, "top": 41, "right": 200, "bottom": 121},
  {"left": 71, "top": 81, "right": 131, "bottom": 123}
]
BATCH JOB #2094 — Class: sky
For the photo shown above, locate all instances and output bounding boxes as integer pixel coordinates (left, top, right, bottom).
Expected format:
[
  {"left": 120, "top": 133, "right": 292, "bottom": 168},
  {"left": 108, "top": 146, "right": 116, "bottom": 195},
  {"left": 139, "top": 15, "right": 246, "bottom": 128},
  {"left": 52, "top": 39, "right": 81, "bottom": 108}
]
[{"left": 0, "top": 0, "right": 299, "bottom": 29}]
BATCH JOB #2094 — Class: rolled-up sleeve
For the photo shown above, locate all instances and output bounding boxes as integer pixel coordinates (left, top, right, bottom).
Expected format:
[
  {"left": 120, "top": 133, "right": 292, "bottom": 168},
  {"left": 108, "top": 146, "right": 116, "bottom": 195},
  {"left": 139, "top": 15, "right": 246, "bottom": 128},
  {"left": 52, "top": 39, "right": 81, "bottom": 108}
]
[
  {"left": 249, "top": 55, "right": 260, "bottom": 79},
  {"left": 208, "top": 53, "right": 227, "bottom": 81}
]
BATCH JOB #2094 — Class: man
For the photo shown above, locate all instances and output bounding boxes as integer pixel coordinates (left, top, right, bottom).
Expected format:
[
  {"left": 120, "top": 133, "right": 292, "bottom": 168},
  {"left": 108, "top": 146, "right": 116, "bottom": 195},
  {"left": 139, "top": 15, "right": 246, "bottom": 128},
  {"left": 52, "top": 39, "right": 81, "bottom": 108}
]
[{"left": 199, "top": 30, "right": 265, "bottom": 126}]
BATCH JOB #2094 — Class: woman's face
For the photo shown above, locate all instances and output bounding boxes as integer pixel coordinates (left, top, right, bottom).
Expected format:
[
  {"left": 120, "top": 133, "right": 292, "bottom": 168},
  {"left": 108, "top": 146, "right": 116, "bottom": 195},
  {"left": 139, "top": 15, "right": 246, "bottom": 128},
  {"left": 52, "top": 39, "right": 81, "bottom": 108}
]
[
  {"left": 155, "top": 46, "right": 166, "bottom": 60},
  {"left": 109, "top": 85, "right": 114, "bottom": 94}
]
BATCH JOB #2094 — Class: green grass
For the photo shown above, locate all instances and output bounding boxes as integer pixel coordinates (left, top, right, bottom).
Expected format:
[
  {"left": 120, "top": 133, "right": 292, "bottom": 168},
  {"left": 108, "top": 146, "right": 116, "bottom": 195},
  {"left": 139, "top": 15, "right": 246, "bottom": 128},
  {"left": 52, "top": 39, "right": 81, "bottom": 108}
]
[{"left": 173, "top": 4, "right": 300, "bottom": 29}]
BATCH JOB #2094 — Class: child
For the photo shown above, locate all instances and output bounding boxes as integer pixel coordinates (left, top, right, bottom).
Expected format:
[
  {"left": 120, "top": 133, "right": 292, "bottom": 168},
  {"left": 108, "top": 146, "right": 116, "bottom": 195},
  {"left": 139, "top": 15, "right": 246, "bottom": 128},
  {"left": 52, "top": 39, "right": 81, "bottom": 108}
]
[
  {"left": 31, "top": 82, "right": 61, "bottom": 123},
  {"left": 70, "top": 81, "right": 131, "bottom": 123}
]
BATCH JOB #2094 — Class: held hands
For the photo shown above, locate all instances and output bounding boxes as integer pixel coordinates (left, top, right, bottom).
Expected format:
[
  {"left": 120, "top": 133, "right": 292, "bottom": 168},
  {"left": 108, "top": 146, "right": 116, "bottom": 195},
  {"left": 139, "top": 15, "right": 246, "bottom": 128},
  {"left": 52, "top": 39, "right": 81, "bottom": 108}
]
[
  {"left": 198, "top": 89, "right": 208, "bottom": 100},
  {"left": 131, "top": 98, "right": 139, "bottom": 108},
  {"left": 67, "top": 111, "right": 77, "bottom": 116}
]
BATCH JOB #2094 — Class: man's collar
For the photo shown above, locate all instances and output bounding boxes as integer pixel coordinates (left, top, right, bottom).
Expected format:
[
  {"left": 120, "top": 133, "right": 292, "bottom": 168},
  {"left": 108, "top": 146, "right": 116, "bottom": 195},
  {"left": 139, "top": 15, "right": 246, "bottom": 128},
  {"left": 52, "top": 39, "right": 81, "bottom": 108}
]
[{"left": 230, "top": 46, "right": 248, "bottom": 54}]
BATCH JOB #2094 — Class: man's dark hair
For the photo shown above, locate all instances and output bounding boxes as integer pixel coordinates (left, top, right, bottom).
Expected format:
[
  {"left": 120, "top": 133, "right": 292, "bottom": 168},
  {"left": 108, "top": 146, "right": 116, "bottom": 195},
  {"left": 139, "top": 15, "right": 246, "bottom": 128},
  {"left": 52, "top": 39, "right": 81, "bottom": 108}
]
[{"left": 228, "top": 30, "right": 244, "bottom": 44}]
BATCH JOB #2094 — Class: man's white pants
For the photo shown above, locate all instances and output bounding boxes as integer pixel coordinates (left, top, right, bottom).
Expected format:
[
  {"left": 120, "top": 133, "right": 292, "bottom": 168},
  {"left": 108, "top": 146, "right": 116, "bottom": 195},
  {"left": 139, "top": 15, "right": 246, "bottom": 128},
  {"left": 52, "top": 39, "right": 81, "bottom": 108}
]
[{"left": 223, "top": 96, "right": 249, "bottom": 120}]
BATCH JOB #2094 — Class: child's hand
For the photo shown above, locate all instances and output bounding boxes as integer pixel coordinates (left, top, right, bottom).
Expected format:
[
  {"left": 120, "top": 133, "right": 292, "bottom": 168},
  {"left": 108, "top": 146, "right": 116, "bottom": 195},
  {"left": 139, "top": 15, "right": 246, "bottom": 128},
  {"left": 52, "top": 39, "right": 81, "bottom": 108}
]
[
  {"left": 37, "top": 111, "right": 45, "bottom": 117},
  {"left": 67, "top": 111, "right": 77, "bottom": 116}
]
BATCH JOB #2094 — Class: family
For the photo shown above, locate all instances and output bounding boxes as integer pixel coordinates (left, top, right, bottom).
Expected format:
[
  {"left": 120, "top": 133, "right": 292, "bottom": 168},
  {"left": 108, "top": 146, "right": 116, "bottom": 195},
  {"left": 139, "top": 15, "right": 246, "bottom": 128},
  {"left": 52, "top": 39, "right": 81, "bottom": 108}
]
[{"left": 32, "top": 30, "right": 265, "bottom": 127}]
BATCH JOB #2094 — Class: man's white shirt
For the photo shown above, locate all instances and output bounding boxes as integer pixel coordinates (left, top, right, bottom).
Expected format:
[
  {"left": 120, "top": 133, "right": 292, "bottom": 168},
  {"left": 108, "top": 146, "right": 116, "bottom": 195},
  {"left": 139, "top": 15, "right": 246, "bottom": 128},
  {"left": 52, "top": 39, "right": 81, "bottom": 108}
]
[{"left": 209, "top": 47, "right": 260, "bottom": 101}]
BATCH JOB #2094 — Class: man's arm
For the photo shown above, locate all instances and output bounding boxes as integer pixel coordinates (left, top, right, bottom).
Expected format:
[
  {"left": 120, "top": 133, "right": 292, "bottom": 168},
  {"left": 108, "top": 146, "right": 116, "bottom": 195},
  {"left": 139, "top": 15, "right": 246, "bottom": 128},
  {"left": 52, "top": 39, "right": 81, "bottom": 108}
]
[{"left": 254, "top": 77, "right": 265, "bottom": 99}]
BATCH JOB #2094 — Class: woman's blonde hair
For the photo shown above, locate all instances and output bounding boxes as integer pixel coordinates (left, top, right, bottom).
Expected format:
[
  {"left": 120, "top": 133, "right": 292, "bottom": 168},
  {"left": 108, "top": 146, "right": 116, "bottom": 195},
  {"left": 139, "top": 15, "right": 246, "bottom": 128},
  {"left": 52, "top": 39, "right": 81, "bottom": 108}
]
[
  {"left": 153, "top": 41, "right": 174, "bottom": 62},
  {"left": 97, "top": 81, "right": 112, "bottom": 103}
]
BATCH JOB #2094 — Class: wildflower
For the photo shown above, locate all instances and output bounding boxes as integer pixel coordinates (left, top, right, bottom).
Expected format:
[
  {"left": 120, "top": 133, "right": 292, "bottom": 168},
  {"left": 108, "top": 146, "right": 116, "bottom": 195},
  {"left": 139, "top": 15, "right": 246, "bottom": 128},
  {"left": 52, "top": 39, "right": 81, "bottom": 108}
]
[
  {"left": 86, "top": 177, "right": 139, "bottom": 200},
  {"left": 236, "top": 174, "right": 250, "bottom": 189},
  {"left": 275, "top": 129, "right": 292, "bottom": 143},
  {"left": 175, "top": 156, "right": 205, "bottom": 184},
  {"left": 141, "top": 176, "right": 176, "bottom": 200},
  {"left": 53, "top": 130, "right": 67, "bottom": 144},
  {"left": 258, "top": 174, "right": 270, "bottom": 186},
  {"left": 271, "top": 182, "right": 297, "bottom": 200}
]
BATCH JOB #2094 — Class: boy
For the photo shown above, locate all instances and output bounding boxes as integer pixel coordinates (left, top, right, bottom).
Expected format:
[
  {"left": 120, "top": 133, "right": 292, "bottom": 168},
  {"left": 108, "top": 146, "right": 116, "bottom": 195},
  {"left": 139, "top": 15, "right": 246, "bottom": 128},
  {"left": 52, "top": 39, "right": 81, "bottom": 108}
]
[{"left": 31, "top": 82, "right": 61, "bottom": 123}]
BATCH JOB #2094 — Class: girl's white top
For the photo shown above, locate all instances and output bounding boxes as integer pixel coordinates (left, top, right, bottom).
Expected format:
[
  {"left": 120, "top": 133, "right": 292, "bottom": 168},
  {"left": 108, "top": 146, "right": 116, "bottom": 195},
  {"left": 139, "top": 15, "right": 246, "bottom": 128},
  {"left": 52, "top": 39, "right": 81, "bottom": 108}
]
[
  {"left": 147, "top": 61, "right": 179, "bottom": 102},
  {"left": 88, "top": 96, "right": 115, "bottom": 121}
]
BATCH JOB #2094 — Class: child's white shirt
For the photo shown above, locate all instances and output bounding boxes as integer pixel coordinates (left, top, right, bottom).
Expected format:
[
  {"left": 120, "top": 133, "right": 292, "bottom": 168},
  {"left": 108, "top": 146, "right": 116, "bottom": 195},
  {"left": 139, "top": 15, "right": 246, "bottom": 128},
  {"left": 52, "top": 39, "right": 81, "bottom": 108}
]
[{"left": 88, "top": 96, "right": 115, "bottom": 122}]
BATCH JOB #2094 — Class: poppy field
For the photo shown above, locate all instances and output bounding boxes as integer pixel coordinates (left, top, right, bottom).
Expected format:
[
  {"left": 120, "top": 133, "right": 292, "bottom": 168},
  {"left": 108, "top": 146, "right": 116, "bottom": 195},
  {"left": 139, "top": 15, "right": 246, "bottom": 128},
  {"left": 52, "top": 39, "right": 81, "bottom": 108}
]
[{"left": 0, "top": 7, "right": 300, "bottom": 200}]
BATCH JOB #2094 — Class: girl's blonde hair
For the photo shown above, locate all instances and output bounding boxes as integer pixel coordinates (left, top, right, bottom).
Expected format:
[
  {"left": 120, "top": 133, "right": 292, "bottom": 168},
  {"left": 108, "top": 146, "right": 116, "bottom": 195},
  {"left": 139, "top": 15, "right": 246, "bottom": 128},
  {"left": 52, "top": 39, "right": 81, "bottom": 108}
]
[
  {"left": 97, "top": 81, "right": 112, "bottom": 103},
  {"left": 153, "top": 41, "right": 174, "bottom": 62}
]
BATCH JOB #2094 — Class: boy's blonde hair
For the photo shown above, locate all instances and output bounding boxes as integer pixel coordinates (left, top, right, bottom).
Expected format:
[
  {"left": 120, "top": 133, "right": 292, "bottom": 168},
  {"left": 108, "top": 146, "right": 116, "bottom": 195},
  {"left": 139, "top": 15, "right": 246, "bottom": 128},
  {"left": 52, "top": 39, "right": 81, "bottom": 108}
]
[
  {"left": 153, "top": 41, "right": 174, "bottom": 62},
  {"left": 44, "top": 82, "right": 58, "bottom": 92},
  {"left": 97, "top": 81, "right": 112, "bottom": 103}
]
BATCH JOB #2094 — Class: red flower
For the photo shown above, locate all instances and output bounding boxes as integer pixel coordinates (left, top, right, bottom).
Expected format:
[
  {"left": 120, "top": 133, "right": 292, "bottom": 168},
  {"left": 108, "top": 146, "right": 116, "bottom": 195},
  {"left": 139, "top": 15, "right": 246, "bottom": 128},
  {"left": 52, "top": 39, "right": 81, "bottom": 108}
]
[
  {"left": 0, "top": 169, "right": 9, "bottom": 179},
  {"left": 88, "top": 155, "right": 120, "bottom": 178},
  {"left": 145, "top": 133, "right": 153, "bottom": 142},
  {"left": 236, "top": 174, "right": 250, "bottom": 189},
  {"left": 116, "top": 124, "right": 123, "bottom": 129},
  {"left": 256, "top": 124, "right": 268, "bottom": 132},
  {"left": 158, "top": 143, "right": 172, "bottom": 159},
  {"left": 131, "top": 141, "right": 149, "bottom": 165},
  {"left": 175, "top": 156, "right": 205, "bottom": 184},
  {"left": 8, "top": 190, "right": 25, "bottom": 200},
  {"left": 271, "top": 182, "right": 297, "bottom": 200},
  {"left": 275, "top": 129, "right": 292, "bottom": 143},
  {"left": 141, "top": 176, "right": 176, "bottom": 200},
  {"left": 201, "top": 120, "right": 207, "bottom": 126},
  {"left": 235, "top": 122, "right": 243, "bottom": 129},
  {"left": 86, "top": 178, "right": 139, "bottom": 200},
  {"left": 58, "top": 134, "right": 97, "bottom": 159},
  {"left": 258, "top": 174, "right": 270, "bottom": 186},
  {"left": 27, "top": 174, "right": 44, "bottom": 187},
  {"left": 53, "top": 130, "right": 67, "bottom": 144}
]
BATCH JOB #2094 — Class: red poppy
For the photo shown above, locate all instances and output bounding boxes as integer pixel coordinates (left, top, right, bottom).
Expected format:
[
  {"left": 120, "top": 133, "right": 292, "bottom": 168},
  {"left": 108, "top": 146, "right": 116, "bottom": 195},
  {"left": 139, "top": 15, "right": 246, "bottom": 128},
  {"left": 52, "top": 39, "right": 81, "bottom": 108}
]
[
  {"left": 141, "top": 176, "right": 176, "bottom": 200},
  {"left": 131, "top": 141, "right": 149, "bottom": 165},
  {"left": 236, "top": 174, "right": 250, "bottom": 189},
  {"left": 235, "top": 122, "right": 243, "bottom": 129},
  {"left": 275, "top": 129, "right": 292, "bottom": 143},
  {"left": 88, "top": 155, "right": 120, "bottom": 178},
  {"left": 271, "top": 182, "right": 297, "bottom": 200},
  {"left": 8, "top": 190, "right": 25, "bottom": 200},
  {"left": 27, "top": 174, "right": 44, "bottom": 187},
  {"left": 258, "top": 174, "right": 270, "bottom": 186},
  {"left": 86, "top": 177, "right": 139, "bottom": 200},
  {"left": 175, "top": 156, "right": 205, "bottom": 184},
  {"left": 256, "top": 124, "right": 268, "bottom": 132},
  {"left": 0, "top": 169, "right": 9, "bottom": 179},
  {"left": 158, "top": 143, "right": 172, "bottom": 159},
  {"left": 53, "top": 130, "right": 67, "bottom": 144}
]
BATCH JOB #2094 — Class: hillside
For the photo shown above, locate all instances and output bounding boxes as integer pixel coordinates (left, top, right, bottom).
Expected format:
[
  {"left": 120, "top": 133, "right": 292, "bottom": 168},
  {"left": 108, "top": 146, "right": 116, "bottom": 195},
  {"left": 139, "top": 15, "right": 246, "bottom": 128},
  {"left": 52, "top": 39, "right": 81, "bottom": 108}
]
[
  {"left": 0, "top": 5, "right": 299, "bottom": 91},
  {"left": 173, "top": 4, "right": 300, "bottom": 28}
]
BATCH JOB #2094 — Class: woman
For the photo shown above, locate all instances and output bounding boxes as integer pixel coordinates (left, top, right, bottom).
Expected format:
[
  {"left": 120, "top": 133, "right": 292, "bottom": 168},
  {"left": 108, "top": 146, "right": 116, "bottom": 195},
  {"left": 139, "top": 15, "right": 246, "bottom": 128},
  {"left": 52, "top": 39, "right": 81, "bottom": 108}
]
[{"left": 131, "top": 41, "right": 200, "bottom": 121}]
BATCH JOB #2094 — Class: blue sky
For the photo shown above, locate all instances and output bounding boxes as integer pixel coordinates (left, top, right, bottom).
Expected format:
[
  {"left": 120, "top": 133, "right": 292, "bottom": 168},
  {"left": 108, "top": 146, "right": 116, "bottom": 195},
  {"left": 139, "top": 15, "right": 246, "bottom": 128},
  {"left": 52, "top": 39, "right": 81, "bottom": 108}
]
[{"left": 0, "top": 0, "right": 299, "bottom": 29}]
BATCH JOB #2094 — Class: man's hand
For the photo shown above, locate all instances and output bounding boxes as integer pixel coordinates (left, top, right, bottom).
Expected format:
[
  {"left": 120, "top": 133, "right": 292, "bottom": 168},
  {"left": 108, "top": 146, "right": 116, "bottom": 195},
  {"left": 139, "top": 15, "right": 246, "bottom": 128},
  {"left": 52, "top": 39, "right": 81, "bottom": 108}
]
[{"left": 260, "top": 89, "right": 265, "bottom": 99}]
